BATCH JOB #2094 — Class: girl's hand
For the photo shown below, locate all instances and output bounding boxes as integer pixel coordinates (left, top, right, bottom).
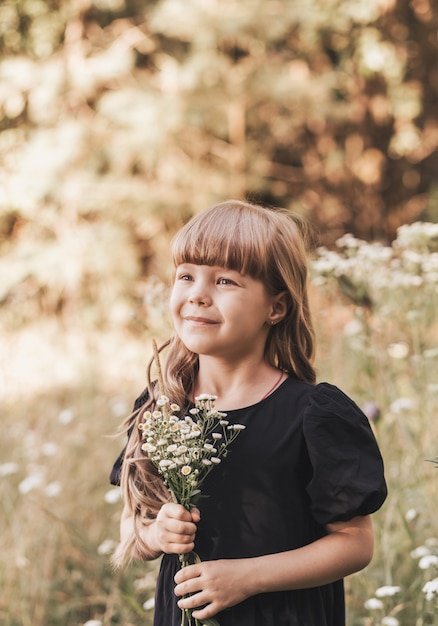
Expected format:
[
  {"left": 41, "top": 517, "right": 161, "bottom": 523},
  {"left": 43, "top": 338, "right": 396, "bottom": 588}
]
[
  {"left": 153, "top": 503, "right": 200, "bottom": 555},
  {"left": 174, "top": 559, "right": 253, "bottom": 620}
]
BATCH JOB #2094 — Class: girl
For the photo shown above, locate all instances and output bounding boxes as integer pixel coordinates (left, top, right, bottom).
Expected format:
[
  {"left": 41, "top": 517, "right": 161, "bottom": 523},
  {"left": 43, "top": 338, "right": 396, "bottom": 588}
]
[{"left": 110, "top": 200, "right": 387, "bottom": 626}]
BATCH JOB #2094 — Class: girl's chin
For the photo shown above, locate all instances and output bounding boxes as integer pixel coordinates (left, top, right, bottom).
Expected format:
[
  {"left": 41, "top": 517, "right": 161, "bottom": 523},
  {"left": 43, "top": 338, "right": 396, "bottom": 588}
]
[{"left": 179, "top": 338, "right": 222, "bottom": 357}]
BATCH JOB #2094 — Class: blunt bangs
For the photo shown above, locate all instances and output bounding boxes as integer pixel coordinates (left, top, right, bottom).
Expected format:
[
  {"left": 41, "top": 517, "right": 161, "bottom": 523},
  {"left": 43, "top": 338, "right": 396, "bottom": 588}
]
[{"left": 171, "top": 202, "right": 274, "bottom": 281}]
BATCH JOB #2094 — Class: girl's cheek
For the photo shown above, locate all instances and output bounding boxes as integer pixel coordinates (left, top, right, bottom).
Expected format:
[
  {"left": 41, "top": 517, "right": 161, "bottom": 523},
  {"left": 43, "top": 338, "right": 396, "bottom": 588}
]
[{"left": 169, "top": 291, "right": 179, "bottom": 315}]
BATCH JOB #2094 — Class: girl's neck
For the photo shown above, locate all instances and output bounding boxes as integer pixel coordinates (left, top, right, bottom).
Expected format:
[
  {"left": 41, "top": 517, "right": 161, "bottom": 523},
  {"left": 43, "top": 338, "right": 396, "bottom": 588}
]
[{"left": 193, "top": 357, "right": 285, "bottom": 410}]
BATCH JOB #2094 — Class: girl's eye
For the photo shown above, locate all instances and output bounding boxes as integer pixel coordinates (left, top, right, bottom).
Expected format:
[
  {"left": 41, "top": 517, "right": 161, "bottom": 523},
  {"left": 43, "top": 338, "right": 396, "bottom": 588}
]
[
  {"left": 217, "top": 277, "right": 235, "bottom": 285},
  {"left": 178, "top": 274, "right": 193, "bottom": 281}
]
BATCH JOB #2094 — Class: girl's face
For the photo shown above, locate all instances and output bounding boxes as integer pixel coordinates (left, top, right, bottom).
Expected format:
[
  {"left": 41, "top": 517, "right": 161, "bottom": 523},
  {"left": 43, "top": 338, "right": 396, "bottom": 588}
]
[{"left": 170, "top": 263, "right": 282, "bottom": 362}]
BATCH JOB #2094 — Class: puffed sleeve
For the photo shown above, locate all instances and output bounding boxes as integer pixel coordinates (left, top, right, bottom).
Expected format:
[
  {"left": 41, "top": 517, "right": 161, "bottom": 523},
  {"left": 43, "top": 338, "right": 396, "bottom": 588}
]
[
  {"left": 303, "top": 383, "right": 387, "bottom": 525},
  {"left": 109, "top": 387, "right": 150, "bottom": 486}
]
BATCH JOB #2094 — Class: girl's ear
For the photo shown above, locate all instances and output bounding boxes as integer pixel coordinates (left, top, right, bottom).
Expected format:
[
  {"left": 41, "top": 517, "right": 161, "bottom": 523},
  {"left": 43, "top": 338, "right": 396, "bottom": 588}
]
[{"left": 268, "top": 291, "right": 289, "bottom": 325}]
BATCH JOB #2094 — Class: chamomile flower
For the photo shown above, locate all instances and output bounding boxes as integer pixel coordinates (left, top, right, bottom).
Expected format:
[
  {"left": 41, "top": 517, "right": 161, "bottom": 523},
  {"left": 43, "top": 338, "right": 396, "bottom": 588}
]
[
  {"left": 139, "top": 392, "right": 245, "bottom": 523},
  {"left": 419, "top": 555, "right": 438, "bottom": 570},
  {"left": 364, "top": 598, "right": 384, "bottom": 610},
  {"left": 159, "top": 459, "right": 173, "bottom": 468},
  {"left": 423, "top": 578, "right": 438, "bottom": 601},
  {"left": 375, "top": 586, "right": 401, "bottom": 598}
]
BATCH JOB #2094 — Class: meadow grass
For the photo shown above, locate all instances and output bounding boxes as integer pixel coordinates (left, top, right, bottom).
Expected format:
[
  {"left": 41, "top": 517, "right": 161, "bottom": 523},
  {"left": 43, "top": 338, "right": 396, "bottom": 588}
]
[
  {"left": 0, "top": 325, "right": 161, "bottom": 626},
  {"left": 1, "top": 223, "right": 437, "bottom": 625}
]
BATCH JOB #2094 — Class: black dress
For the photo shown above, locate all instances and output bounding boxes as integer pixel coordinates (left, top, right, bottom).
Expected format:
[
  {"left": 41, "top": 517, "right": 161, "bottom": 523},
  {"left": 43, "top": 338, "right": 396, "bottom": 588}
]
[{"left": 110, "top": 377, "right": 387, "bottom": 626}]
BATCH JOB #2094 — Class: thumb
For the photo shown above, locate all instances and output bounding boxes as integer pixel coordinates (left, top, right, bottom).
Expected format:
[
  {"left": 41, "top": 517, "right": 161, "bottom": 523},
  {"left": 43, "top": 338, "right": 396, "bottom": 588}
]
[{"left": 190, "top": 507, "right": 201, "bottom": 523}]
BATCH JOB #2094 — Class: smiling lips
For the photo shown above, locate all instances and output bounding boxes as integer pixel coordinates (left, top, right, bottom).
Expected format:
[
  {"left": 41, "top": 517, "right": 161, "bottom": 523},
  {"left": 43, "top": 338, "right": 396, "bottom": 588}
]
[{"left": 185, "top": 316, "right": 219, "bottom": 325}]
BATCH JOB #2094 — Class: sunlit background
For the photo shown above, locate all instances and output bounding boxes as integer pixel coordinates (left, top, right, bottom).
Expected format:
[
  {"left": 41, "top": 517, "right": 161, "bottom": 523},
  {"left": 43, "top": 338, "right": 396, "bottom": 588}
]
[{"left": 0, "top": 1, "right": 437, "bottom": 624}]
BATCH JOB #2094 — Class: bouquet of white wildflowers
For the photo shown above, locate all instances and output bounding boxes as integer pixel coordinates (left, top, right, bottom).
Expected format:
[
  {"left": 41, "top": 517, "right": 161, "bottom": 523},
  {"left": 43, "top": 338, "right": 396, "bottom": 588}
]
[{"left": 139, "top": 391, "right": 245, "bottom": 626}]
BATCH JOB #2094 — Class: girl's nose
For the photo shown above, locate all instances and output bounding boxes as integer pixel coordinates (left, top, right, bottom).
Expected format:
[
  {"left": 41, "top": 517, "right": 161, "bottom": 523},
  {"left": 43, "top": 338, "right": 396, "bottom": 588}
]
[{"left": 188, "top": 284, "right": 211, "bottom": 305}]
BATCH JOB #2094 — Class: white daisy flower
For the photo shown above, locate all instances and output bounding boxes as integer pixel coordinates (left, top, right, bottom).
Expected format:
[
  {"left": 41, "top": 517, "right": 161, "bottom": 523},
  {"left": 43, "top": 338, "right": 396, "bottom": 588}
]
[
  {"left": 375, "top": 586, "right": 401, "bottom": 597},
  {"left": 419, "top": 555, "right": 438, "bottom": 570},
  {"left": 364, "top": 598, "right": 384, "bottom": 610},
  {"left": 423, "top": 577, "right": 438, "bottom": 601},
  {"left": 411, "top": 545, "right": 431, "bottom": 559},
  {"left": 159, "top": 460, "right": 173, "bottom": 468}
]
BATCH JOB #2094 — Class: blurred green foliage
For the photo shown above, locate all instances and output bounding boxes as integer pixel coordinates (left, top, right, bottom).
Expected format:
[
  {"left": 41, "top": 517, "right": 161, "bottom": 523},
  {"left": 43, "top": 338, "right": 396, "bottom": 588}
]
[{"left": 0, "top": 0, "right": 437, "bottom": 331}]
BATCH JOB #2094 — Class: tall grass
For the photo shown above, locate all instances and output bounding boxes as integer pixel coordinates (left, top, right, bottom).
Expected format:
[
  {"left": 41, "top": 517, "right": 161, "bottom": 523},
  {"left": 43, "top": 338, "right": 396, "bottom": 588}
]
[
  {"left": 0, "top": 223, "right": 437, "bottom": 625},
  {"left": 0, "top": 326, "right": 162, "bottom": 626}
]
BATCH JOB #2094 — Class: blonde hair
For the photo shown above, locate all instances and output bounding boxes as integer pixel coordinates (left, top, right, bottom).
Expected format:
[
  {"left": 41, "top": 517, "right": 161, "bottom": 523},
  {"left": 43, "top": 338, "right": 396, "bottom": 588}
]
[{"left": 113, "top": 199, "right": 316, "bottom": 566}]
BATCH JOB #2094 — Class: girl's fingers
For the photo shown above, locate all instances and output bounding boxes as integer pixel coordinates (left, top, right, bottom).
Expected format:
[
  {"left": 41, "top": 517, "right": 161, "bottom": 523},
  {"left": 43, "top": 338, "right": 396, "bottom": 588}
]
[
  {"left": 174, "top": 565, "right": 203, "bottom": 594},
  {"left": 159, "top": 502, "right": 193, "bottom": 522},
  {"left": 154, "top": 503, "right": 199, "bottom": 554},
  {"left": 190, "top": 507, "right": 201, "bottom": 523}
]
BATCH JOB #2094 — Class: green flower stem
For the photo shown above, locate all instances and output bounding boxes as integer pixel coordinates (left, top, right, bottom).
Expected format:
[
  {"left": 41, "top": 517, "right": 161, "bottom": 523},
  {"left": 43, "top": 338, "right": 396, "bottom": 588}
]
[{"left": 178, "top": 552, "right": 220, "bottom": 626}]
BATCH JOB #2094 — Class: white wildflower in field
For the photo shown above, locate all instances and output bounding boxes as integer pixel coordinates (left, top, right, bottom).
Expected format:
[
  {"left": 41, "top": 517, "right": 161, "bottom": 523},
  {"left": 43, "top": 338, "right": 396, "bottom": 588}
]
[
  {"left": 104, "top": 487, "right": 121, "bottom": 503},
  {"left": 419, "top": 555, "right": 438, "bottom": 570},
  {"left": 396, "top": 222, "right": 438, "bottom": 250},
  {"left": 375, "top": 586, "right": 401, "bottom": 597},
  {"left": 310, "top": 221, "right": 438, "bottom": 313},
  {"left": 382, "top": 617, "right": 399, "bottom": 626},
  {"left": 58, "top": 408, "right": 74, "bottom": 424},
  {"left": 389, "top": 397, "right": 414, "bottom": 414},
  {"left": 343, "top": 319, "right": 363, "bottom": 336},
  {"left": 15, "top": 555, "right": 30, "bottom": 569},
  {"left": 423, "top": 577, "right": 438, "bottom": 601},
  {"left": 110, "top": 397, "right": 128, "bottom": 418},
  {"left": 18, "top": 472, "right": 43, "bottom": 494},
  {"left": 44, "top": 481, "right": 61, "bottom": 498},
  {"left": 133, "top": 572, "right": 156, "bottom": 591},
  {"left": 41, "top": 442, "right": 58, "bottom": 456},
  {"left": 97, "top": 539, "right": 117, "bottom": 556},
  {"left": 143, "top": 597, "right": 155, "bottom": 611},
  {"left": 388, "top": 342, "right": 409, "bottom": 359},
  {"left": 364, "top": 598, "right": 384, "bottom": 610},
  {"left": 0, "top": 462, "right": 19, "bottom": 477},
  {"left": 83, "top": 621, "right": 102, "bottom": 626},
  {"left": 411, "top": 545, "right": 431, "bottom": 559},
  {"left": 423, "top": 348, "right": 438, "bottom": 359},
  {"left": 405, "top": 508, "right": 419, "bottom": 523}
]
